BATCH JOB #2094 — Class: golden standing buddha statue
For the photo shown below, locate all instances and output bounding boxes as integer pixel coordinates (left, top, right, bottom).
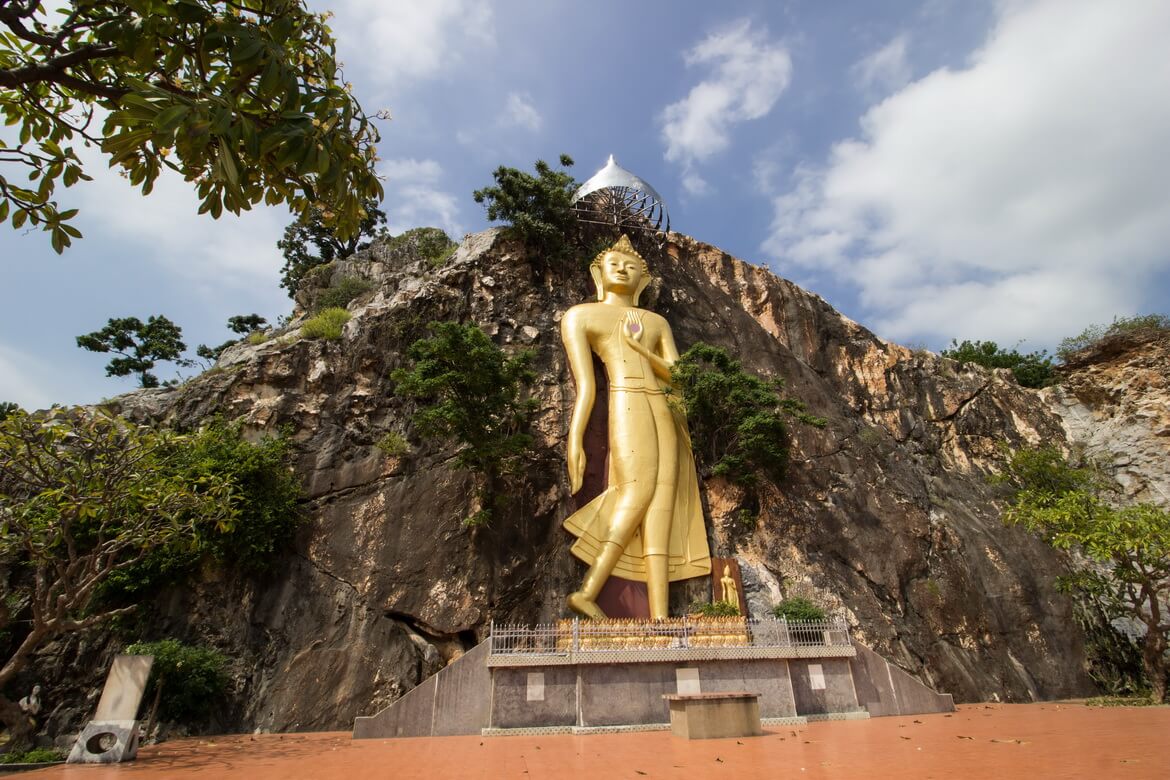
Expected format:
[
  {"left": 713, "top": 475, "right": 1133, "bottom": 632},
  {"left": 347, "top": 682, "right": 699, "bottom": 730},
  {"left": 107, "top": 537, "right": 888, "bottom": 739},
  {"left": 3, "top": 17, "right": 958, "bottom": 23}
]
[{"left": 561, "top": 235, "right": 711, "bottom": 620}]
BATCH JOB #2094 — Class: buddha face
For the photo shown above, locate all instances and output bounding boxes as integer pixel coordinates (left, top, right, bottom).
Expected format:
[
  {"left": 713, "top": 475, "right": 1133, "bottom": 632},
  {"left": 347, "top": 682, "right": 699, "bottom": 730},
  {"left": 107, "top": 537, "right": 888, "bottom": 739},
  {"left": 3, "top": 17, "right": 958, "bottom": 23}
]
[{"left": 599, "top": 250, "right": 644, "bottom": 294}]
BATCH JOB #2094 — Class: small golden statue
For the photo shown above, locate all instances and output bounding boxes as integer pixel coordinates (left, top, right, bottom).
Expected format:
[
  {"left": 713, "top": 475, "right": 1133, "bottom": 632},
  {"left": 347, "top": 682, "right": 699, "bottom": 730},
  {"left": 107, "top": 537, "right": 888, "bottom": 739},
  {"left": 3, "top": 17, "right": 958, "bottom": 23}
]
[
  {"left": 720, "top": 565, "right": 740, "bottom": 615},
  {"left": 561, "top": 235, "right": 711, "bottom": 620}
]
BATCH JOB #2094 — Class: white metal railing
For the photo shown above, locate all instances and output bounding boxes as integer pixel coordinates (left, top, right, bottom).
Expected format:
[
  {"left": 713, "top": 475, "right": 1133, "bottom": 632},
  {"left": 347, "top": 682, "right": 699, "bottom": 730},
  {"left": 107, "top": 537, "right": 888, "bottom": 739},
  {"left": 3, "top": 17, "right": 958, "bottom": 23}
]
[{"left": 488, "top": 616, "right": 850, "bottom": 656}]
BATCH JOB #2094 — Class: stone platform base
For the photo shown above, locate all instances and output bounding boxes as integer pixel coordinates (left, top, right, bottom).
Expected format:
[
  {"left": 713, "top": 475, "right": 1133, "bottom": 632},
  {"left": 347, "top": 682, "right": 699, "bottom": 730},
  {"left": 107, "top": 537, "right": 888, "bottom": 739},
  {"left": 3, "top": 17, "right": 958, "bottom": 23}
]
[{"left": 355, "top": 638, "right": 942, "bottom": 739}]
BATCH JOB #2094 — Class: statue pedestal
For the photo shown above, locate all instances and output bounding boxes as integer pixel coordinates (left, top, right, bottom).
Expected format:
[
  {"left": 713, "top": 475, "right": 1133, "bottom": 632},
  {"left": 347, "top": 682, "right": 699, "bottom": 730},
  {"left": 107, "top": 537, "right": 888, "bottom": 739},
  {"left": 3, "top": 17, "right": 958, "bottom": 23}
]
[
  {"left": 353, "top": 618, "right": 954, "bottom": 739},
  {"left": 596, "top": 578, "right": 648, "bottom": 618}
]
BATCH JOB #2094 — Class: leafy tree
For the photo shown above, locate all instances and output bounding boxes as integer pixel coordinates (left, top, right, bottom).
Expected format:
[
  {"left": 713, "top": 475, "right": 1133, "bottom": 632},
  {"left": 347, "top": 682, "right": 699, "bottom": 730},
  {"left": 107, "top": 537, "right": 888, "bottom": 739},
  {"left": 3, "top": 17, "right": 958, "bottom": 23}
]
[
  {"left": 941, "top": 339, "right": 1056, "bottom": 389},
  {"left": 669, "top": 343, "right": 825, "bottom": 488},
  {"left": 124, "top": 638, "right": 227, "bottom": 734},
  {"left": 0, "top": 407, "right": 235, "bottom": 749},
  {"left": 1058, "top": 314, "right": 1170, "bottom": 361},
  {"left": 77, "top": 315, "right": 190, "bottom": 387},
  {"left": 100, "top": 417, "right": 302, "bottom": 600},
  {"left": 0, "top": 403, "right": 16, "bottom": 423},
  {"left": 472, "top": 154, "right": 577, "bottom": 261},
  {"left": 196, "top": 314, "right": 268, "bottom": 364},
  {"left": 0, "top": 0, "right": 384, "bottom": 253},
  {"left": 278, "top": 199, "right": 387, "bottom": 295},
  {"left": 391, "top": 322, "right": 536, "bottom": 526},
  {"left": 1000, "top": 446, "right": 1170, "bottom": 702},
  {"left": 227, "top": 314, "right": 267, "bottom": 335}
]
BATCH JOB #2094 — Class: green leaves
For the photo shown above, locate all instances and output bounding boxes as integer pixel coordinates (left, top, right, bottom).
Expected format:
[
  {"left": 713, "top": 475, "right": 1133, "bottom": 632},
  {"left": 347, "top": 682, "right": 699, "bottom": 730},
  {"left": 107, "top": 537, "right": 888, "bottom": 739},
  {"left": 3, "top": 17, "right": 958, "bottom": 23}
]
[
  {"left": 472, "top": 155, "right": 577, "bottom": 261},
  {"left": 76, "top": 314, "right": 191, "bottom": 387},
  {"left": 2, "top": 0, "right": 385, "bottom": 252},
  {"left": 999, "top": 446, "right": 1170, "bottom": 701},
  {"left": 941, "top": 339, "right": 1056, "bottom": 389},
  {"left": 391, "top": 322, "right": 536, "bottom": 526},
  {"left": 669, "top": 343, "right": 824, "bottom": 488},
  {"left": 277, "top": 199, "right": 387, "bottom": 296},
  {"left": 0, "top": 407, "right": 238, "bottom": 639},
  {"left": 123, "top": 639, "right": 228, "bottom": 724}
]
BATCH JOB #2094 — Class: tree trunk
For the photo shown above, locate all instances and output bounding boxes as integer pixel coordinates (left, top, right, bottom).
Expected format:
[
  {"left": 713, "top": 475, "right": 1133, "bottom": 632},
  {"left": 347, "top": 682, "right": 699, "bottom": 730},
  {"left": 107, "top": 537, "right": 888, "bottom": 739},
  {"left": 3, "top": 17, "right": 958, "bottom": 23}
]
[
  {"left": 1144, "top": 641, "right": 1167, "bottom": 703},
  {"left": 0, "top": 694, "right": 34, "bottom": 754}
]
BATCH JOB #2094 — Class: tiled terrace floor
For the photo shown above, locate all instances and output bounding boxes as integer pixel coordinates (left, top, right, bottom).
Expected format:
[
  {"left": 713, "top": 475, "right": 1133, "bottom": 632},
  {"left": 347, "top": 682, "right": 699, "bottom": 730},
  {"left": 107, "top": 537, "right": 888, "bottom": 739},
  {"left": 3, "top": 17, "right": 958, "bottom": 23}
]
[{"left": 9, "top": 702, "right": 1169, "bottom": 779}]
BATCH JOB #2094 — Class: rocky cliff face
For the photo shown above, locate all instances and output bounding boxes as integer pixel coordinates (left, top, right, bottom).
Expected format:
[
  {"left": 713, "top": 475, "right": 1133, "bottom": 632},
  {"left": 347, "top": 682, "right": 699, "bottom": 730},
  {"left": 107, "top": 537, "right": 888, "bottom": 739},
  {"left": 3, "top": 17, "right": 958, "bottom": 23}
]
[
  {"left": 1048, "top": 328, "right": 1170, "bottom": 506},
  {"left": 44, "top": 229, "right": 1168, "bottom": 732}
]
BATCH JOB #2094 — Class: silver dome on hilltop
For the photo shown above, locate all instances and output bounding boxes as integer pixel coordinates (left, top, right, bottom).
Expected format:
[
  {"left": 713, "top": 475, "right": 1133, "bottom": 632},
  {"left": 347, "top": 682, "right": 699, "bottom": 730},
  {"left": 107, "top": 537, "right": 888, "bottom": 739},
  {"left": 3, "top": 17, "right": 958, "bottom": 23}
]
[{"left": 570, "top": 155, "right": 670, "bottom": 244}]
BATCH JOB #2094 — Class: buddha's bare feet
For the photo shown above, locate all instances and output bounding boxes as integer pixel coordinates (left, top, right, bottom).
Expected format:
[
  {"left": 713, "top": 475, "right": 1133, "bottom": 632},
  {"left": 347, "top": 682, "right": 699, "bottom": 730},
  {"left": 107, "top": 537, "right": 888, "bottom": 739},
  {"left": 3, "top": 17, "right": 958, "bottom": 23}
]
[{"left": 567, "top": 591, "right": 607, "bottom": 620}]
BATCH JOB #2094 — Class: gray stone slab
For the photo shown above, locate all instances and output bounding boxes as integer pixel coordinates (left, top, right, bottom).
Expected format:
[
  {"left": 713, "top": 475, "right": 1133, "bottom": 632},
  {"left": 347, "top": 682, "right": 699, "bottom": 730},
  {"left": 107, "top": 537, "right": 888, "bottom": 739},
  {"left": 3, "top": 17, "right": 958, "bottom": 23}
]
[
  {"left": 789, "top": 660, "right": 827, "bottom": 715},
  {"left": 352, "top": 671, "right": 436, "bottom": 738},
  {"left": 578, "top": 662, "right": 674, "bottom": 727},
  {"left": 490, "top": 666, "right": 577, "bottom": 729},
  {"left": 820, "top": 658, "right": 860, "bottom": 713},
  {"left": 93, "top": 655, "right": 153, "bottom": 722},
  {"left": 889, "top": 657, "right": 955, "bottom": 715},
  {"left": 850, "top": 643, "right": 899, "bottom": 716},
  {"left": 431, "top": 641, "right": 491, "bottom": 736},
  {"left": 849, "top": 643, "right": 955, "bottom": 717}
]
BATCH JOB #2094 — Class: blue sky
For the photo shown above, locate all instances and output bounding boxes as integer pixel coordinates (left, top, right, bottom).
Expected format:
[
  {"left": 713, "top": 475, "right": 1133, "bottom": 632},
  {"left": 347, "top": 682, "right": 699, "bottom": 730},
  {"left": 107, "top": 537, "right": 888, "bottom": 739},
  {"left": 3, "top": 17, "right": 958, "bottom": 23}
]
[{"left": 3, "top": 0, "right": 1169, "bottom": 409}]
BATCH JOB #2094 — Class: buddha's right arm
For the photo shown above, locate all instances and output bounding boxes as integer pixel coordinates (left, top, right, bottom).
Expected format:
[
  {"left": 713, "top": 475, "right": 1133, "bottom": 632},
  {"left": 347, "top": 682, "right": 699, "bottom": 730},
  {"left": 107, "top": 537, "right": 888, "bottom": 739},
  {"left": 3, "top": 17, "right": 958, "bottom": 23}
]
[{"left": 562, "top": 310, "right": 595, "bottom": 492}]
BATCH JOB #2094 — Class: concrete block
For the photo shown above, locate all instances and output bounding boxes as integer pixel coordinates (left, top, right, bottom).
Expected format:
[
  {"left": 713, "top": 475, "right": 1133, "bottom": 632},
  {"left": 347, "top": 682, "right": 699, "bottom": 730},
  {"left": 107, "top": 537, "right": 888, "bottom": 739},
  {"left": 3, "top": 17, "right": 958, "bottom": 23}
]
[
  {"left": 67, "top": 721, "right": 140, "bottom": 764},
  {"left": 665, "top": 693, "right": 763, "bottom": 739}
]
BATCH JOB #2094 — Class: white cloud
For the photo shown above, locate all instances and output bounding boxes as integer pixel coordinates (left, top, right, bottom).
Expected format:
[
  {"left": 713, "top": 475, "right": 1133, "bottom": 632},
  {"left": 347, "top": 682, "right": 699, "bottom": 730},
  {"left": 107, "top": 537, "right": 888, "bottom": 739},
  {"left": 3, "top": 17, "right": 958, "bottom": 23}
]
[
  {"left": 852, "top": 34, "right": 912, "bottom": 96},
  {"left": 329, "top": 0, "right": 494, "bottom": 88},
  {"left": 660, "top": 19, "right": 792, "bottom": 187},
  {"left": 763, "top": 0, "right": 1170, "bottom": 347},
  {"left": 0, "top": 343, "right": 69, "bottom": 410},
  {"left": 503, "top": 92, "right": 543, "bottom": 132},
  {"left": 71, "top": 145, "right": 287, "bottom": 291},
  {"left": 379, "top": 158, "right": 464, "bottom": 238}
]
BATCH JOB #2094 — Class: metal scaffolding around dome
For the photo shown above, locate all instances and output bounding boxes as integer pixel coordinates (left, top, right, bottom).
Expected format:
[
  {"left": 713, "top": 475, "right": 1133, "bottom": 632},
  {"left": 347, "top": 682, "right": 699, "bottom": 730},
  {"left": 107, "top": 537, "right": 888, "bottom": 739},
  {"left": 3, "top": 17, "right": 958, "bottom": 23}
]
[{"left": 570, "top": 155, "right": 670, "bottom": 246}]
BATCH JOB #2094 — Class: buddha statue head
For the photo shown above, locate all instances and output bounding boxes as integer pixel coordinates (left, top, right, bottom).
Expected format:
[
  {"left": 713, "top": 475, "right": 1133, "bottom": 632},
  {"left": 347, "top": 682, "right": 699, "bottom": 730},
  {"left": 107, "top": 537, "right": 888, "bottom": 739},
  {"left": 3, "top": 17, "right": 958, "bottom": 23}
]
[{"left": 590, "top": 234, "right": 651, "bottom": 305}]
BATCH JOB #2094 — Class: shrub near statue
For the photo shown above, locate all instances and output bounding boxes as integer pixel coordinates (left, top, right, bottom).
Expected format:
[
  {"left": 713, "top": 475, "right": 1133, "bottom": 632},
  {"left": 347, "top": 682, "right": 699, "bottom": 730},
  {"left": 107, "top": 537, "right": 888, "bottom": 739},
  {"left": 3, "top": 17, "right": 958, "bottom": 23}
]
[{"left": 560, "top": 235, "right": 711, "bottom": 620}]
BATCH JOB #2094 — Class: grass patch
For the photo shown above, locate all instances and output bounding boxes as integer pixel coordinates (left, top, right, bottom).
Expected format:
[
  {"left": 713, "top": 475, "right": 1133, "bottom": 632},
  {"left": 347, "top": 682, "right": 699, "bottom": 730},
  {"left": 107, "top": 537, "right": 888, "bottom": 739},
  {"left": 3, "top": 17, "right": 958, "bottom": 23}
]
[
  {"left": 1084, "top": 695, "right": 1156, "bottom": 707},
  {"left": 246, "top": 331, "right": 268, "bottom": 346},
  {"left": 301, "top": 308, "right": 352, "bottom": 340},
  {"left": 0, "top": 747, "right": 64, "bottom": 764}
]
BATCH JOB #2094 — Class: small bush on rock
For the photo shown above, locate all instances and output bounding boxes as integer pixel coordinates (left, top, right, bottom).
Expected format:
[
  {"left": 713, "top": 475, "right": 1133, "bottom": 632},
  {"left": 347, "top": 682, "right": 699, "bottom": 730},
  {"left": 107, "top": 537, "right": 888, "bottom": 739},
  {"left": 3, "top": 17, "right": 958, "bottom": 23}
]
[
  {"left": 315, "top": 276, "right": 374, "bottom": 311},
  {"left": 301, "top": 307, "right": 352, "bottom": 340},
  {"left": 772, "top": 597, "right": 827, "bottom": 622},
  {"left": 941, "top": 339, "right": 1055, "bottom": 388},
  {"left": 376, "top": 431, "right": 410, "bottom": 457},
  {"left": 1057, "top": 313, "right": 1170, "bottom": 360}
]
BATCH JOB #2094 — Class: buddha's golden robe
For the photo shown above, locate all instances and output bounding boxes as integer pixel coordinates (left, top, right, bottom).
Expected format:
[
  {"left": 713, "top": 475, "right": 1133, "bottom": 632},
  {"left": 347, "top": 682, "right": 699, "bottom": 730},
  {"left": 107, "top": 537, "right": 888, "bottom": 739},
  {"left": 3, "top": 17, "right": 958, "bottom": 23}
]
[{"left": 562, "top": 319, "right": 710, "bottom": 582}]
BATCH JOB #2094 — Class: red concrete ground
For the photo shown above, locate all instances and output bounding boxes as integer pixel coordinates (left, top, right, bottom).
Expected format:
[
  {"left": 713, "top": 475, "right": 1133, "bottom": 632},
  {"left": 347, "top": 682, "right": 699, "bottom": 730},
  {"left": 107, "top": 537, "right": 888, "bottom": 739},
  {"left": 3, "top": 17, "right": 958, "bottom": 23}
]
[{"left": 9, "top": 703, "right": 1169, "bottom": 780}]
